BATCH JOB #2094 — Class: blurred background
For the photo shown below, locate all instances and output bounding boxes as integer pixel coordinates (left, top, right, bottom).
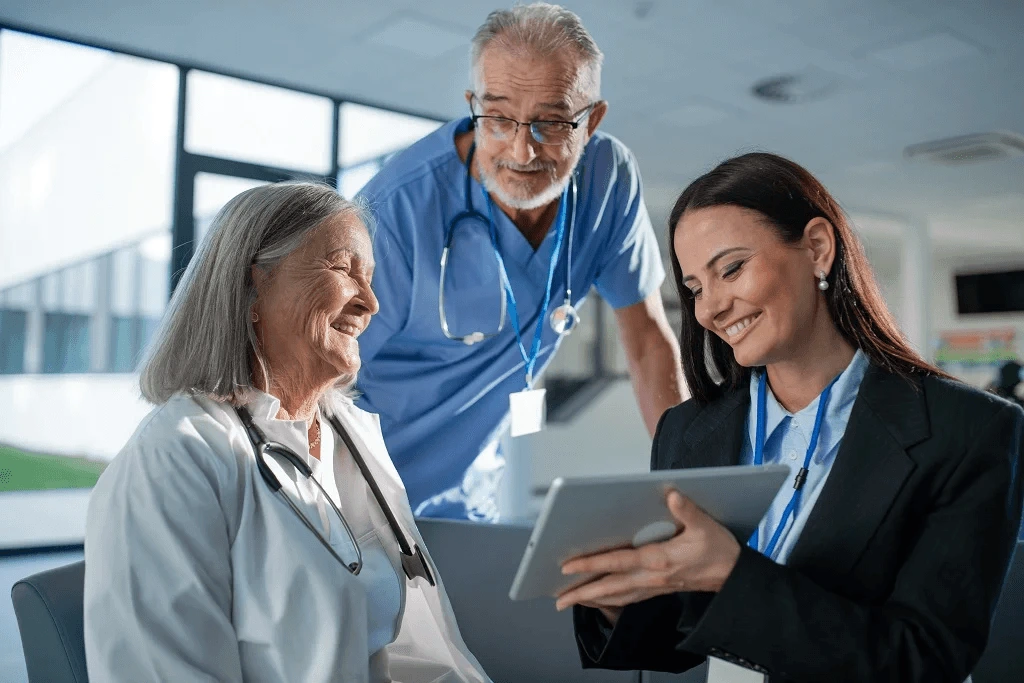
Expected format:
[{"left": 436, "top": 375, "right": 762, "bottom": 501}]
[{"left": 0, "top": 0, "right": 1022, "bottom": 680}]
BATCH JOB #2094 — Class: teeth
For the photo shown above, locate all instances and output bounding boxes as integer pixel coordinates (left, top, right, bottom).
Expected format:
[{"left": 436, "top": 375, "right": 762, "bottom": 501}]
[{"left": 725, "top": 315, "right": 758, "bottom": 338}]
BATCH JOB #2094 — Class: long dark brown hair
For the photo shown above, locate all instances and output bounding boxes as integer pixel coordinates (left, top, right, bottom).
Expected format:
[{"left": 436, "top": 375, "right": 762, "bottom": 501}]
[{"left": 668, "top": 152, "right": 948, "bottom": 404}]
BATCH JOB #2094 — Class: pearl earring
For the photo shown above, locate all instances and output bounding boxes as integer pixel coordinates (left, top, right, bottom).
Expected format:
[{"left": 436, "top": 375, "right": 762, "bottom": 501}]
[{"left": 817, "top": 271, "right": 830, "bottom": 291}]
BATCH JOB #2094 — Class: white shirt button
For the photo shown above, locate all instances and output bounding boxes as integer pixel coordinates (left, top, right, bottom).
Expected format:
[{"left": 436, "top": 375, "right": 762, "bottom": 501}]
[{"left": 788, "top": 451, "right": 798, "bottom": 461}]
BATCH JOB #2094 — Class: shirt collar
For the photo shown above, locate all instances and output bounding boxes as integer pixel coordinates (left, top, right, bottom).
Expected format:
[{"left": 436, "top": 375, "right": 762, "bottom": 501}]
[
  {"left": 242, "top": 389, "right": 321, "bottom": 469},
  {"left": 748, "top": 349, "right": 870, "bottom": 460}
]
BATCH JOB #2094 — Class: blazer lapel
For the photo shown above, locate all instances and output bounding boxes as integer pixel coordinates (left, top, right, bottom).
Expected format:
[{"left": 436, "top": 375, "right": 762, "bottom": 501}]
[
  {"left": 787, "top": 365, "right": 930, "bottom": 575},
  {"left": 680, "top": 386, "right": 750, "bottom": 469}
]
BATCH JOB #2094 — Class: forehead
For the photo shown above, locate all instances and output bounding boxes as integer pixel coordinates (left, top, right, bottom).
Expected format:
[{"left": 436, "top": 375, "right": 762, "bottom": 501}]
[
  {"left": 305, "top": 213, "right": 373, "bottom": 259},
  {"left": 674, "top": 206, "right": 776, "bottom": 265},
  {"left": 477, "top": 44, "right": 583, "bottom": 110}
]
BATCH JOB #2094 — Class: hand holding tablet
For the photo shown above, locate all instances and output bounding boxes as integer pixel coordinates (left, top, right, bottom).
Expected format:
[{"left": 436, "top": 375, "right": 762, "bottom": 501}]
[{"left": 508, "top": 465, "right": 789, "bottom": 601}]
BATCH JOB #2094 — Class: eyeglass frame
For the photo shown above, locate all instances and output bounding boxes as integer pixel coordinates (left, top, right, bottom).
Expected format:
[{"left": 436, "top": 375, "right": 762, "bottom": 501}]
[{"left": 469, "top": 94, "right": 600, "bottom": 146}]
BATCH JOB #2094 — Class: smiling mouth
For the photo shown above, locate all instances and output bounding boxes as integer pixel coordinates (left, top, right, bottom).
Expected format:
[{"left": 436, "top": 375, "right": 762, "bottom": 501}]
[
  {"left": 723, "top": 313, "right": 761, "bottom": 341},
  {"left": 330, "top": 322, "right": 362, "bottom": 337}
]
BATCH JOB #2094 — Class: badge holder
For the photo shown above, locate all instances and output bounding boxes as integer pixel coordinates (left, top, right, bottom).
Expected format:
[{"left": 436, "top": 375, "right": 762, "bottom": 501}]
[{"left": 510, "top": 376, "right": 546, "bottom": 437}]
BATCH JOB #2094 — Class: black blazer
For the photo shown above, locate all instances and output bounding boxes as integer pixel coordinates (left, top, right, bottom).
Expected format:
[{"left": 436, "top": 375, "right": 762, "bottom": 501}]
[{"left": 574, "top": 364, "right": 1024, "bottom": 682}]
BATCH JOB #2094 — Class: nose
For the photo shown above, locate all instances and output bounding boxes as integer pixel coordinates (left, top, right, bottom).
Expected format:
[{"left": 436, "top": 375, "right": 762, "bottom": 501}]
[
  {"left": 511, "top": 124, "right": 538, "bottom": 165},
  {"left": 698, "top": 282, "right": 731, "bottom": 330},
  {"left": 361, "top": 281, "right": 379, "bottom": 316},
  {"left": 348, "top": 278, "right": 379, "bottom": 317}
]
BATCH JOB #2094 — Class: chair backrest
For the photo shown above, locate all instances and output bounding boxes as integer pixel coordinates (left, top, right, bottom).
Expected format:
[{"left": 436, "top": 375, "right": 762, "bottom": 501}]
[{"left": 10, "top": 559, "right": 87, "bottom": 683}]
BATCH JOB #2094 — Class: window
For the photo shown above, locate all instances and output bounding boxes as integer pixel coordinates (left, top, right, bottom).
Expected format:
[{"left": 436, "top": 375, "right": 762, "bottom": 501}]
[
  {"left": 0, "top": 26, "right": 445, "bottom": 548},
  {"left": 193, "top": 173, "right": 269, "bottom": 245},
  {"left": 41, "top": 312, "right": 91, "bottom": 373},
  {"left": 0, "top": 30, "right": 177, "bottom": 374},
  {"left": 0, "top": 30, "right": 177, "bottom": 507},
  {"left": 337, "top": 102, "right": 442, "bottom": 196},
  {"left": 0, "top": 309, "right": 26, "bottom": 373},
  {"left": 186, "top": 71, "right": 334, "bottom": 174}
]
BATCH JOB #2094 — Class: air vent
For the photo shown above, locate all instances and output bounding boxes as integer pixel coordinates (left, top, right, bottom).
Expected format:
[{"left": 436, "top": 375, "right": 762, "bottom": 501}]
[{"left": 904, "top": 132, "right": 1024, "bottom": 165}]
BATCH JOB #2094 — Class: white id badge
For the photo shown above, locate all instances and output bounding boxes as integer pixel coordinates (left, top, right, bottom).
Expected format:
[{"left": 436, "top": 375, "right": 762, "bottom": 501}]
[
  {"left": 706, "top": 657, "right": 766, "bottom": 683},
  {"left": 509, "top": 388, "right": 546, "bottom": 437}
]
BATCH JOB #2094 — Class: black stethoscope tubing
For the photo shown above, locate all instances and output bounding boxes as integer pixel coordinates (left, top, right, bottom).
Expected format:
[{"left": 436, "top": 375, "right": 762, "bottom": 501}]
[{"left": 236, "top": 405, "right": 435, "bottom": 586}]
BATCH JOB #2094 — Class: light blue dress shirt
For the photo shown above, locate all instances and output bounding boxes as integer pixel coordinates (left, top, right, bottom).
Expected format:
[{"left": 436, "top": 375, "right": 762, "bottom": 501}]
[
  {"left": 741, "top": 349, "right": 870, "bottom": 564},
  {"left": 355, "top": 117, "right": 664, "bottom": 520}
]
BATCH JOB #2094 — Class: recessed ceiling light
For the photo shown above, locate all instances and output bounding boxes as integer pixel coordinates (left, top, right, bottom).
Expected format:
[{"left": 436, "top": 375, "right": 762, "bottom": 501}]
[
  {"left": 364, "top": 17, "right": 468, "bottom": 59},
  {"left": 751, "top": 68, "right": 839, "bottom": 104},
  {"left": 904, "top": 132, "right": 1024, "bottom": 165}
]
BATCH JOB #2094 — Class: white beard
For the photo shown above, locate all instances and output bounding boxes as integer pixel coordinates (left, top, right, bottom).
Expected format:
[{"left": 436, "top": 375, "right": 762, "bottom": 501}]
[{"left": 475, "top": 130, "right": 582, "bottom": 210}]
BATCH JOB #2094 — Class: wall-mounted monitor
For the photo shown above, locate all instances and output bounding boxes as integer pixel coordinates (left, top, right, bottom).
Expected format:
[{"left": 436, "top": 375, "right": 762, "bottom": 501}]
[{"left": 955, "top": 268, "right": 1024, "bottom": 314}]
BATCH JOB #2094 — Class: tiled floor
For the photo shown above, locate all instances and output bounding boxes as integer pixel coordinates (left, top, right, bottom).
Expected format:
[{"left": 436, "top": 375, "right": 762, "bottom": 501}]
[{"left": 1, "top": 550, "right": 84, "bottom": 683}]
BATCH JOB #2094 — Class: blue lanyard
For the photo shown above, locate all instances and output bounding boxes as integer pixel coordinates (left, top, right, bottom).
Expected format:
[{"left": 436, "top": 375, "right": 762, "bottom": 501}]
[
  {"left": 484, "top": 188, "right": 568, "bottom": 388},
  {"left": 748, "top": 371, "right": 842, "bottom": 559}
]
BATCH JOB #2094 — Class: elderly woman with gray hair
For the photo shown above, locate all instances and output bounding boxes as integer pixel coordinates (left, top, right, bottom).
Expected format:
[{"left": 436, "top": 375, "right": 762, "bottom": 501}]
[{"left": 83, "top": 182, "right": 489, "bottom": 683}]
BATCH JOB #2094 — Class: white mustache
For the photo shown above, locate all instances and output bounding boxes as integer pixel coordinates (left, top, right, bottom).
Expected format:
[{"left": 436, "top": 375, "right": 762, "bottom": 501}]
[{"left": 495, "top": 160, "right": 556, "bottom": 173}]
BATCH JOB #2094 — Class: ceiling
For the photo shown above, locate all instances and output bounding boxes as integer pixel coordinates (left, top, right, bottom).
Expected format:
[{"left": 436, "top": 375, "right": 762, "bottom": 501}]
[{"left": 2, "top": 0, "right": 1023, "bottom": 263}]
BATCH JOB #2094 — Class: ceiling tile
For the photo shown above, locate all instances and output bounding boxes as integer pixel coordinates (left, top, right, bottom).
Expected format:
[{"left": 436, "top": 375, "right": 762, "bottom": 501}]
[
  {"left": 363, "top": 15, "right": 469, "bottom": 59},
  {"left": 866, "top": 32, "right": 981, "bottom": 71}
]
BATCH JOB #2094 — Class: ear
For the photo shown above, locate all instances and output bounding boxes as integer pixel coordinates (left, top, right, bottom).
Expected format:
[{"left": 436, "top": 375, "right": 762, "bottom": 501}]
[
  {"left": 803, "top": 217, "right": 836, "bottom": 276},
  {"left": 465, "top": 90, "right": 475, "bottom": 110},
  {"left": 586, "top": 100, "right": 608, "bottom": 137}
]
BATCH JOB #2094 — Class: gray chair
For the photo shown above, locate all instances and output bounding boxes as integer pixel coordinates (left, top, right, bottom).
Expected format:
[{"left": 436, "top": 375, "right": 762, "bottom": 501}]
[{"left": 11, "top": 559, "right": 87, "bottom": 683}]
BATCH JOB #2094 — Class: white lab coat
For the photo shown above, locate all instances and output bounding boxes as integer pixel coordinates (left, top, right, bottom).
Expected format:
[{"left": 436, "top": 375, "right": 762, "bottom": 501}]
[{"left": 84, "top": 390, "right": 490, "bottom": 683}]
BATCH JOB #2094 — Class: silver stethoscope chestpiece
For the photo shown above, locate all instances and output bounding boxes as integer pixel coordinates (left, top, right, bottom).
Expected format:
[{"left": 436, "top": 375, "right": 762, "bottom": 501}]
[{"left": 549, "top": 300, "right": 580, "bottom": 336}]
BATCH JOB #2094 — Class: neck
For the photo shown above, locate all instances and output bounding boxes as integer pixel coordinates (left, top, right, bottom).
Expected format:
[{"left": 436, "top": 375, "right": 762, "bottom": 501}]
[
  {"left": 251, "top": 357, "right": 326, "bottom": 422},
  {"left": 764, "top": 325, "right": 857, "bottom": 413},
  {"left": 271, "top": 388, "right": 321, "bottom": 423},
  {"left": 455, "top": 128, "right": 560, "bottom": 249},
  {"left": 493, "top": 196, "right": 560, "bottom": 249}
]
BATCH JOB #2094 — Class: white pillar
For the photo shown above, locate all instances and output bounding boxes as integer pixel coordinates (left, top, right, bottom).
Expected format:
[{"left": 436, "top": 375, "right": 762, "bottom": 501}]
[{"left": 899, "top": 217, "right": 932, "bottom": 359}]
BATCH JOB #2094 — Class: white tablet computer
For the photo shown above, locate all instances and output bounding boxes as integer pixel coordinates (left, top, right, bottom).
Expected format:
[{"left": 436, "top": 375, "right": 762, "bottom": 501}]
[{"left": 508, "top": 464, "right": 790, "bottom": 601}]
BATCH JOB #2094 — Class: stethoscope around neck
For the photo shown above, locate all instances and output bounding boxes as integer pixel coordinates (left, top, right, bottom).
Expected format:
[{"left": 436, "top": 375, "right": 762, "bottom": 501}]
[
  {"left": 235, "top": 405, "right": 435, "bottom": 586},
  {"left": 438, "top": 142, "right": 580, "bottom": 345}
]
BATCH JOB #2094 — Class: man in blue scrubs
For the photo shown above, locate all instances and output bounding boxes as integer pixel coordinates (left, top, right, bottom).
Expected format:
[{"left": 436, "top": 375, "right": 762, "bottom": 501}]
[{"left": 356, "top": 3, "right": 685, "bottom": 520}]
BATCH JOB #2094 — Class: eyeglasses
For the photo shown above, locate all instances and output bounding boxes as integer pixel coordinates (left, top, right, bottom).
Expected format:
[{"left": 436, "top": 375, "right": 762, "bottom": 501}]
[{"left": 470, "top": 95, "right": 598, "bottom": 146}]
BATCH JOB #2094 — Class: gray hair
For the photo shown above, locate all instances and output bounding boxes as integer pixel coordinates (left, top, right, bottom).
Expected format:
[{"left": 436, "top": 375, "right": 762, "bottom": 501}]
[
  {"left": 140, "top": 182, "right": 369, "bottom": 406},
  {"left": 470, "top": 2, "right": 603, "bottom": 100}
]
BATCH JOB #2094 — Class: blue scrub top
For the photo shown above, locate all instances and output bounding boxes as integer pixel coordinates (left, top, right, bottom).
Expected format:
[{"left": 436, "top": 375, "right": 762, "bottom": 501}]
[{"left": 355, "top": 117, "right": 664, "bottom": 516}]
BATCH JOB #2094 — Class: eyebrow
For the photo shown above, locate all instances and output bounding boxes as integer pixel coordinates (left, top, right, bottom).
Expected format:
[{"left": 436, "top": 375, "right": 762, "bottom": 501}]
[
  {"left": 681, "top": 247, "right": 751, "bottom": 283},
  {"left": 479, "top": 93, "right": 573, "bottom": 115},
  {"left": 326, "top": 248, "right": 374, "bottom": 267},
  {"left": 326, "top": 248, "right": 356, "bottom": 260}
]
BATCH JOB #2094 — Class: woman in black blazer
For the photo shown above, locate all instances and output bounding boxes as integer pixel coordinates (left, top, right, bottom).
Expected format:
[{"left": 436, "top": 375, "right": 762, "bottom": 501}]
[{"left": 557, "top": 153, "right": 1024, "bottom": 682}]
